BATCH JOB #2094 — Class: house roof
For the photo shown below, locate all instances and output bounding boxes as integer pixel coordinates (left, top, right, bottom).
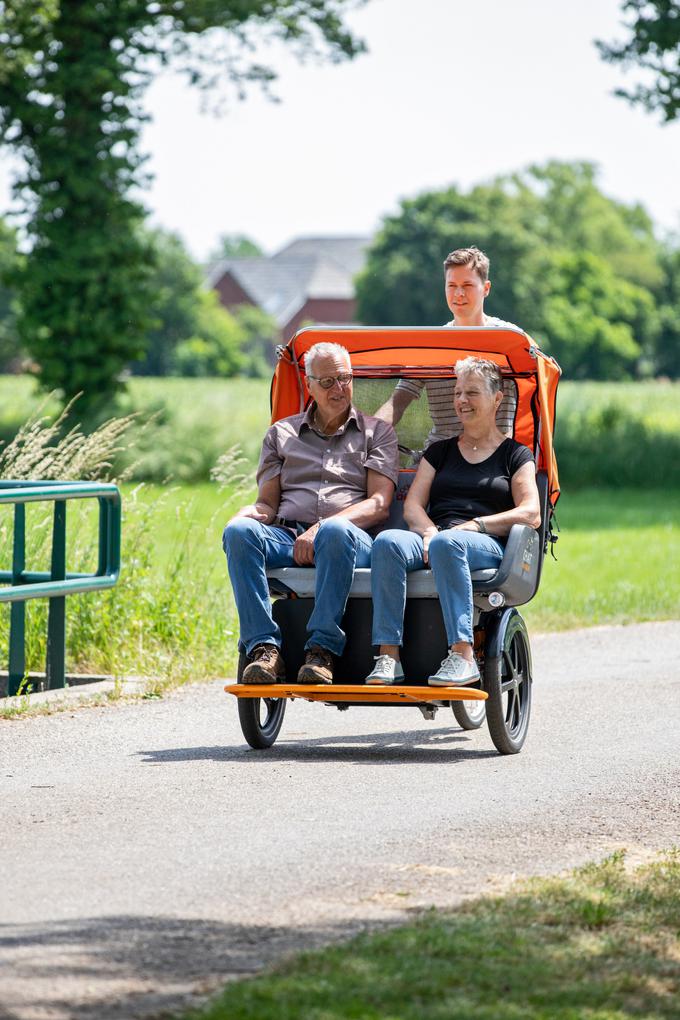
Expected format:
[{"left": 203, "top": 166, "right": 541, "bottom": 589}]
[
  {"left": 206, "top": 236, "right": 371, "bottom": 328},
  {"left": 273, "top": 236, "right": 370, "bottom": 277}
]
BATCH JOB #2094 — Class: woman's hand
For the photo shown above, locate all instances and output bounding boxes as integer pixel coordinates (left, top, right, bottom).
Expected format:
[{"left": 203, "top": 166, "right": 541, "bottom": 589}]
[
  {"left": 450, "top": 520, "right": 480, "bottom": 532},
  {"left": 422, "top": 525, "right": 439, "bottom": 565}
]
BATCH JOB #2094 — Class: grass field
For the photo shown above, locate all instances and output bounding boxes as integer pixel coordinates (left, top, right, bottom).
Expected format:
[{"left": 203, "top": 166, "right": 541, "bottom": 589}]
[
  {"left": 181, "top": 850, "right": 680, "bottom": 1020},
  {"left": 1, "top": 375, "right": 679, "bottom": 486},
  {"left": 127, "top": 483, "right": 680, "bottom": 639},
  {"left": 1, "top": 375, "right": 678, "bottom": 688}
]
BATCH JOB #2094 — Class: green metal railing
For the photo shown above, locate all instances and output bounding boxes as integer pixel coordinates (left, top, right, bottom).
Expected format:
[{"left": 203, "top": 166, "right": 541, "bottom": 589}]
[{"left": 0, "top": 481, "right": 121, "bottom": 697}]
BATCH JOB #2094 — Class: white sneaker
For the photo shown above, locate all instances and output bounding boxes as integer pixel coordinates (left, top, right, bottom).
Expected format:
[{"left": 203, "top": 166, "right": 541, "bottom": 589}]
[
  {"left": 366, "top": 654, "right": 405, "bottom": 685},
  {"left": 428, "top": 651, "right": 480, "bottom": 687}
]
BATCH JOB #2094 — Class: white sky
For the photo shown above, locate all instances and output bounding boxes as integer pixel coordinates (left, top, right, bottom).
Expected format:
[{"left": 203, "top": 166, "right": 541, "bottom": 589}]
[{"left": 1, "top": 0, "right": 679, "bottom": 260}]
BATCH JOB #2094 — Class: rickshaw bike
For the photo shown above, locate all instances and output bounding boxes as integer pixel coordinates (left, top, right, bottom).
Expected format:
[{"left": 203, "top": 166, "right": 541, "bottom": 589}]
[{"left": 225, "top": 326, "right": 561, "bottom": 755}]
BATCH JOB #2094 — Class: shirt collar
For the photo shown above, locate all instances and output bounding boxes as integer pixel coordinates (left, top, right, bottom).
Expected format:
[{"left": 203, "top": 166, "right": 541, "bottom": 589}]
[{"left": 299, "top": 403, "right": 360, "bottom": 436}]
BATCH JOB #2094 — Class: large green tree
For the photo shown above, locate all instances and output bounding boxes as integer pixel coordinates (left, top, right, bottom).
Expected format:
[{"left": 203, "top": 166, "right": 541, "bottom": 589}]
[
  {"left": 355, "top": 161, "right": 663, "bottom": 378},
  {"left": 0, "top": 216, "right": 21, "bottom": 371},
  {"left": 655, "top": 244, "right": 680, "bottom": 377},
  {"left": 597, "top": 1, "right": 680, "bottom": 122},
  {"left": 135, "top": 228, "right": 204, "bottom": 377},
  {"left": 0, "top": 0, "right": 364, "bottom": 413}
]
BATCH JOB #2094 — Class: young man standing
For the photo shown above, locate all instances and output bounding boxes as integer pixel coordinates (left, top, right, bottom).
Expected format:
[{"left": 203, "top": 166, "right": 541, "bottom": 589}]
[{"left": 375, "top": 246, "right": 520, "bottom": 446}]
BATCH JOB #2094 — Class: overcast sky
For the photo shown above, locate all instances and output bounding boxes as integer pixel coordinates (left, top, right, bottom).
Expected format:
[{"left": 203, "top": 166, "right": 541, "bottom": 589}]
[{"left": 1, "top": 0, "right": 679, "bottom": 260}]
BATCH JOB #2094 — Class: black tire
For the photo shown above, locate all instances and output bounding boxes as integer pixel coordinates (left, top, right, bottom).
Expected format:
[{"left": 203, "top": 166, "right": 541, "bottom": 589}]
[
  {"left": 483, "top": 609, "right": 532, "bottom": 754},
  {"left": 236, "top": 651, "right": 286, "bottom": 749},
  {"left": 452, "top": 696, "right": 486, "bottom": 730}
]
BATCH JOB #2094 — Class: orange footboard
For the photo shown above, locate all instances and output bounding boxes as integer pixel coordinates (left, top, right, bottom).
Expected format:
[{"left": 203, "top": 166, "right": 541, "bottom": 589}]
[{"left": 224, "top": 683, "right": 488, "bottom": 704}]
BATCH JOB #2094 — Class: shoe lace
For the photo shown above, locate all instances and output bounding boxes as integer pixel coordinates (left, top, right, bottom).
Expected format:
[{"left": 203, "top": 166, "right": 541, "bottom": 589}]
[
  {"left": 442, "top": 650, "right": 465, "bottom": 673},
  {"left": 252, "top": 644, "right": 275, "bottom": 662},
  {"left": 307, "top": 648, "right": 331, "bottom": 668},
  {"left": 374, "top": 654, "right": 395, "bottom": 673}
]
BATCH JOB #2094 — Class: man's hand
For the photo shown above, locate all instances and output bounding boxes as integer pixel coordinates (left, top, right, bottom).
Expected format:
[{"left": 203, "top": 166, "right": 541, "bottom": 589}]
[
  {"left": 293, "top": 522, "right": 320, "bottom": 565},
  {"left": 422, "top": 525, "right": 439, "bottom": 565},
  {"left": 228, "top": 503, "right": 273, "bottom": 525}
]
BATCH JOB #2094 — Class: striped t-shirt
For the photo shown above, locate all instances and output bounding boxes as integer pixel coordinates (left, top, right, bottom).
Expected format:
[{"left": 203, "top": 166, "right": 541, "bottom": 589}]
[{"left": 394, "top": 316, "right": 521, "bottom": 448}]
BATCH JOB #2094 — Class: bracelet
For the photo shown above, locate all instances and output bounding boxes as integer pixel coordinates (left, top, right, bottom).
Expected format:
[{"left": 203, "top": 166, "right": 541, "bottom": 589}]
[{"left": 474, "top": 517, "right": 487, "bottom": 533}]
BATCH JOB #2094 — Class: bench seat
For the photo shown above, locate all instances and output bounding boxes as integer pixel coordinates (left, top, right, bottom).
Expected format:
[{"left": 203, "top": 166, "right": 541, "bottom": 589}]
[{"left": 268, "top": 523, "right": 541, "bottom": 608}]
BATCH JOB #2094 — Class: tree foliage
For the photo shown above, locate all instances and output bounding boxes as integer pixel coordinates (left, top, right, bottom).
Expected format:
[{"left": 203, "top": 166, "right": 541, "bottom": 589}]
[
  {"left": 355, "top": 161, "right": 669, "bottom": 379},
  {"left": 135, "top": 228, "right": 204, "bottom": 376},
  {"left": 0, "top": 216, "right": 21, "bottom": 370},
  {"left": 0, "top": 0, "right": 365, "bottom": 412},
  {"left": 597, "top": 0, "right": 680, "bottom": 122},
  {"left": 172, "top": 289, "right": 244, "bottom": 377},
  {"left": 208, "top": 233, "right": 263, "bottom": 263}
]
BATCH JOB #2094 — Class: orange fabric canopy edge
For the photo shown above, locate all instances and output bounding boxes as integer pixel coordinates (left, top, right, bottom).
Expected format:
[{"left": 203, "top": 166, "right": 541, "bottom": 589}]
[{"left": 271, "top": 326, "right": 561, "bottom": 504}]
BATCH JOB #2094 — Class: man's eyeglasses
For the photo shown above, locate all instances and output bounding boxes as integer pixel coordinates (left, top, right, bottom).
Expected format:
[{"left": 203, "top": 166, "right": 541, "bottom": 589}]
[{"left": 308, "top": 372, "right": 353, "bottom": 390}]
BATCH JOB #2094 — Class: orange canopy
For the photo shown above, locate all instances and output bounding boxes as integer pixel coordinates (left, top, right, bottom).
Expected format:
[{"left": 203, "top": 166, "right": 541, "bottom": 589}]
[{"left": 271, "top": 326, "right": 561, "bottom": 504}]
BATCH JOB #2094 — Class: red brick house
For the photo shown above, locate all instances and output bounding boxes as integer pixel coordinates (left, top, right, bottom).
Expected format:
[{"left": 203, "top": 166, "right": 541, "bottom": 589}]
[{"left": 206, "top": 236, "right": 370, "bottom": 343}]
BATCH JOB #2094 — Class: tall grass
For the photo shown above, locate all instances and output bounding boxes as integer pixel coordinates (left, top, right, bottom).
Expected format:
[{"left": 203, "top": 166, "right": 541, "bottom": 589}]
[{"left": 0, "top": 408, "right": 250, "bottom": 689}]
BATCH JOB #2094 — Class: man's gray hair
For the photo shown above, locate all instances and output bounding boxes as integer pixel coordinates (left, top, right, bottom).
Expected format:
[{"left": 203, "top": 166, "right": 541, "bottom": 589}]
[
  {"left": 304, "top": 342, "right": 351, "bottom": 377},
  {"left": 455, "top": 356, "right": 503, "bottom": 394}
]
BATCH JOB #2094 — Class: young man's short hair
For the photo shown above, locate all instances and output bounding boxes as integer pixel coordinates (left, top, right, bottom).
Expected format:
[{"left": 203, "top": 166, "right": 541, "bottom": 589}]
[{"left": 443, "top": 246, "right": 490, "bottom": 283}]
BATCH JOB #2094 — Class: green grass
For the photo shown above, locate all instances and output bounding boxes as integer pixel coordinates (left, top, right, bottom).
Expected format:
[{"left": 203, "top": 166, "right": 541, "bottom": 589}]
[
  {"left": 1, "top": 375, "right": 679, "bottom": 486},
  {"left": 2, "top": 485, "right": 671, "bottom": 692},
  {"left": 181, "top": 849, "right": 680, "bottom": 1020},
  {"left": 1, "top": 376, "right": 678, "bottom": 691},
  {"left": 125, "top": 484, "right": 680, "bottom": 640},
  {"left": 524, "top": 488, "right": 680, "bottom": 632}
]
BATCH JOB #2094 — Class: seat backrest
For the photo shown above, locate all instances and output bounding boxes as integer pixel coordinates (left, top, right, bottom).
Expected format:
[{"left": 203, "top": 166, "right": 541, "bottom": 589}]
[{"left": 381, "top": 470, "right": 416, "bottom": 531}]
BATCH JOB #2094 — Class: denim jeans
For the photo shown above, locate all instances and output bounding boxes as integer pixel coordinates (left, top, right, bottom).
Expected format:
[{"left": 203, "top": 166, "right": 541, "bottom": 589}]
[
  {"left": 371, "top": 528, "right": 505, "bottom": 647},
  {"left": 222, "top": 516, "right": 373, "bottom": 656}
]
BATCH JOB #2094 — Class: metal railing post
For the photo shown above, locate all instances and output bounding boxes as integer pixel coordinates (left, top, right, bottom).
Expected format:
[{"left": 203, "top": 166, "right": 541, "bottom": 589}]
[
  {"left": 46, "top": 501, "right": 67, "bottom": 689},
  {"left": 8, "top": 503, "right": 26, "bottom": 697}
]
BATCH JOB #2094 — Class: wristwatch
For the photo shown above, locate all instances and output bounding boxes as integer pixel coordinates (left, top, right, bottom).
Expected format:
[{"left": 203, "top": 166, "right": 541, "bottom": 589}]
[{"left": 474, "top": 517, "right": 487, "bottom": 533}]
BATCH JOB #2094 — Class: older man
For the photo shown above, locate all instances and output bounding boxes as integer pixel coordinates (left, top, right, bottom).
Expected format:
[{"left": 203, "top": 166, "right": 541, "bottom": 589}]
[{"left": 223, "top": 341, "right": 399, "bottom": 685}]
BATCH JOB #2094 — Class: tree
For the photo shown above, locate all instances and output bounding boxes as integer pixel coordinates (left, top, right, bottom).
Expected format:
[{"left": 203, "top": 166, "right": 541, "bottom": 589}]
[
  {"left": 536, "top": 250, "right": 657, "bottom": 379},
  {"left": 355, "top": 184, "right": 537, "bottom": 329},
  {"left": 208, "top": 233, "right": 263, "bottom": 263},
  {"left": 597, "top": 1, "right": 680, "bottom": 122},
  {"left": 172, "top": 290, "right": 244, "bottom": 377},
  {"left": 655, "top": 245, "right": 680, "bottom": 377},
  {"left": 231, "top": 303, "right": 279, "bottom": 376},
  {"left": 135, "top": 228, "right": 204, "bottom": 376},
  {"left": 355, "top": 161, "right": 664, "bottom": 378},
  {"left": 0, "top": 1, "right": 365, "bottom": 413},
  {"left": 0, "top": 216, "right": 21, "bottom": 371}
]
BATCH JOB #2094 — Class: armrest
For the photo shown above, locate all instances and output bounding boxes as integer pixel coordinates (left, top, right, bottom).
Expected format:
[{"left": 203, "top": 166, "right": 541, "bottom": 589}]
[{"left": 472, "top": 524, "right": 541, "bottom": 606}]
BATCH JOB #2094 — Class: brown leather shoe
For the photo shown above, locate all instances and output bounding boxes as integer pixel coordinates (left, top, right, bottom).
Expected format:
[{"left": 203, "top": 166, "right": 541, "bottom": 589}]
[
  {"left": 297, "top": 646, "right": 334, "bottom": 685},
  {"left": 242, "top": 644, "right": 286, "bottom": 684}
]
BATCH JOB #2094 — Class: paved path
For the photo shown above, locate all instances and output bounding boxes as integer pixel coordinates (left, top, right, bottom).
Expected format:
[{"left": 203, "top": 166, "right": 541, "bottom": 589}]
[{"left": 1, "top": 621, "right": 679, "bottom": 1020}]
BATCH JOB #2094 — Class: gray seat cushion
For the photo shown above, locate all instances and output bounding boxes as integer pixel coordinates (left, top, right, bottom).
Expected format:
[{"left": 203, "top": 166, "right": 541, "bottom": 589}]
[{"left": 267, "top": 565, "right": 497, "bottom": 599}]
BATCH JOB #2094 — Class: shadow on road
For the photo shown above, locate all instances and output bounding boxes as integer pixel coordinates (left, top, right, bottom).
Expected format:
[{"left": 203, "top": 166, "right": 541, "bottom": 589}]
[
  {"left": 135, "top": 726, "right": 500, "bottom": 766},
  {"left": 0, "top": 913, "right": 371, "bottom": 1020}
]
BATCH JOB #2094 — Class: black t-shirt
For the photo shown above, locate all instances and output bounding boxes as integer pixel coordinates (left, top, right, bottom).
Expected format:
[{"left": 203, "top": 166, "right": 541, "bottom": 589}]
[{"left": 423, "top": 438, "right": 534, "bottom": 529}]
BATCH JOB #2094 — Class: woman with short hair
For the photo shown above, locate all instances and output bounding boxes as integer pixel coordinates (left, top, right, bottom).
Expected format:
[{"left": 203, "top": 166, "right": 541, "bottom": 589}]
[{"left": 366, "top": 356, "right": 540, "bottom": 687}]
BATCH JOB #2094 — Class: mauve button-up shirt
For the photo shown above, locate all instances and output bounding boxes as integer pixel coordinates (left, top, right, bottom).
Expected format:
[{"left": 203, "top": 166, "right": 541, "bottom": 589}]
[{"left": 256, "top": 405, "right": 399, "bottom": 524}]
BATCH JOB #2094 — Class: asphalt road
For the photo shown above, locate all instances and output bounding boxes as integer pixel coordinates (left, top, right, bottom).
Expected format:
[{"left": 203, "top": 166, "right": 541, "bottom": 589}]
[{"left": 1, "top": 620, "right": 679, "bottom": 1020}]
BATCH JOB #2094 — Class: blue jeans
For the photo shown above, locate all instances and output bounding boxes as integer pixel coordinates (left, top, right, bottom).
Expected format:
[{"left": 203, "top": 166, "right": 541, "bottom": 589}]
[
  {"left": 371, "top": 528, "right": 505, "bottom": 647},
  {"left": 222, "top": 516, "right": 373, "bottom": 656}
]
